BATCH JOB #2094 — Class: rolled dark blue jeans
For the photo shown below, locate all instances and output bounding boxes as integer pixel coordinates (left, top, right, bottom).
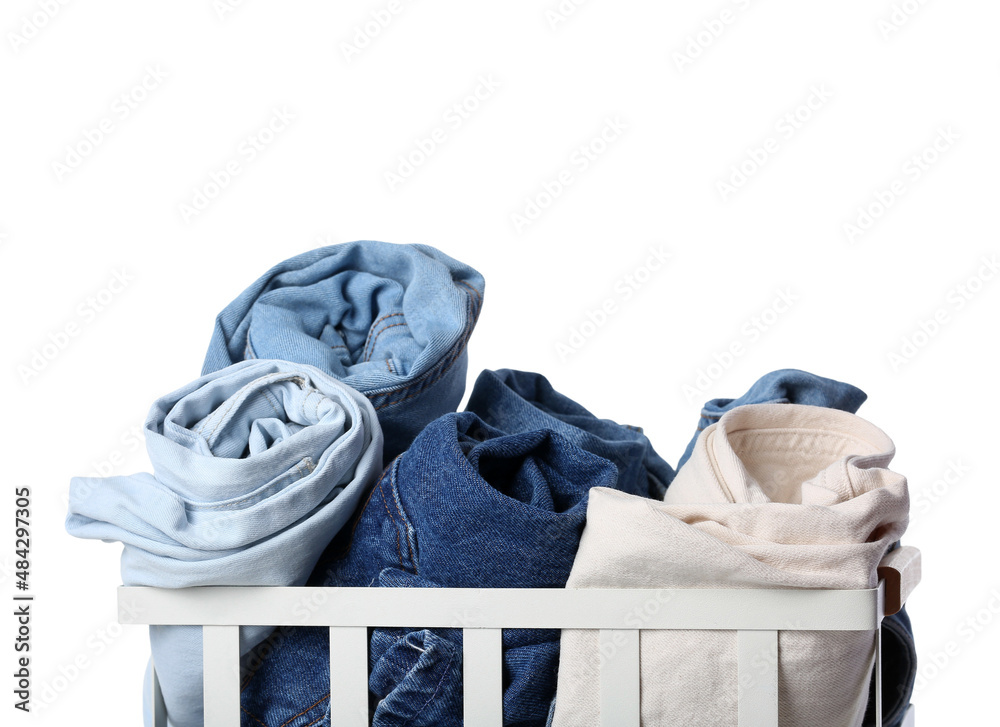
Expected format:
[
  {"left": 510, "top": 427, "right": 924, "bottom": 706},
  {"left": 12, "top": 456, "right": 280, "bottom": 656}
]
[
  {"left": 240, "top": 370, "right": 672, "bottom": 726},
  {"left": 676, "top": 368, "right": 915, "bottom": 727},
  {"left": 201, "top": 240, "right": 485, "bottom": 463},
  {"left": 465, "top": 368, "right": 673, "bottom": 498}
]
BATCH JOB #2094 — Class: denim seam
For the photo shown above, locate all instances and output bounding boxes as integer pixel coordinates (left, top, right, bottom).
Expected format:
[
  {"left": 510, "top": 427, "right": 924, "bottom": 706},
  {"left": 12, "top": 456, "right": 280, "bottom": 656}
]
[
  {"left": 376, "top": 465, "right": 409, "bottom": 571},
  {"left": 362, "top": 312, "right": 406, "bottom": 360},
  {"left": 369, "top": 308, "right": 475, "bottom": 411},
  {"left": 240, "top": 624, "right": 293, "bottom": 694},
  {"left": 277, "top": 692, "right": 330, "bottom": 727},
  {"left": 386, "top": 358, "right": 396, "bottom": 375},
  {"left": 364, "top": 321, "right": 410, "bottom": 362},
  {"left": 370, "top": 340, "right": 465, "bottom": 411},
  {"left": 400, "top": 640, "right": 458, "bottom": 727},
  {"left": 240, "top": 705, "right": 269, "bottom": 727},
  {"left": 387, "top": 462, "right": 417, "bottom": 572},
  {"left": 367, "top": 283, "right": 482, "bottom": 410},
  {"left": 197, "top": 373, "right": 289, "bottom": 441},
  {"left": 261, "top": 387, "right": 286, "bottom": 424},
  {"left": 189, "top": 457, "right": 311, "bottom": 511},
  {"left": 338, "top": 466, "right": 391, "bottom": 558}
]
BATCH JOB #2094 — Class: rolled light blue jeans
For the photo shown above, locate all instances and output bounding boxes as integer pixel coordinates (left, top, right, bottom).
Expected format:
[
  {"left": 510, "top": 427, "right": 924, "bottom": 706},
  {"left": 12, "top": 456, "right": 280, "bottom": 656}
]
[
  {"left": 676, "top": 368, "right": 914, "bottom": 727},
  {"left": 240, "top": 370, "right": 673, "bottom": 727},
  {"left": 201, "top": 240, "right": 485, "bottom": 462},
  {"left": 65, "top": 360, "right": 384, "bottom": 727}
]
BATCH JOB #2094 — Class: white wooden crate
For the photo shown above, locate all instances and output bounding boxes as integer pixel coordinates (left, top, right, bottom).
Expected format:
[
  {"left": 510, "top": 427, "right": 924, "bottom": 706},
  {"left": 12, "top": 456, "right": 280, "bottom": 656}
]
[{"left": 119, "top": 547, "right": 920, "bottom": 727}]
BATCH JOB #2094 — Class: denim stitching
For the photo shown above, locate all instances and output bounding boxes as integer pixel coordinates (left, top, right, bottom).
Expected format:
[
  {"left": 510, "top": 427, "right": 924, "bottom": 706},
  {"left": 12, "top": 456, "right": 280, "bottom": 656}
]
[
  {"left": 386, "top": 463, "right": 416, "bottom": 572},
  {"left": 377, "top": 466, "right": 407, "bottom": 570},
  {"left": 198, "top": 374, "right": 286, "bottom": 441},
  {"left": 361, "top": 312, "right": 406, "bottom": 360},
  {"left": 370, "top": 286, "right": 481, "bottom": 411},
  {"left": 191, "top": 458, "right": 311, "bottom": 510},
  {"left": 260, "top": 387, "right": 285, "bottom": 424},
  {"left": 364, "top": 321, "right": 409, "bottom": 362},
  {"left": 400, "top": 640, "right": 458, "bottom": 726},
  {"left": 276, "top": 693, "right": 330, "bottom": 727},
  {"left": 240, "top": 705, "right": 269, "bottom": 727}
]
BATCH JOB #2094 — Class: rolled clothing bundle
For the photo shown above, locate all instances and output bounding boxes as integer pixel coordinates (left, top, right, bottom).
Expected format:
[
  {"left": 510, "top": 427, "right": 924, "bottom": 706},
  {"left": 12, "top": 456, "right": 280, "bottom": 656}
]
[
  {"left": 553, "top": 403, "right": 909, "bottom": 727},
  {"left": 65, "top": 360, "right": 383, "bottom": 727},
  {"left": 681, "top": 369, "right": 915, "bottom": 726},
  {"left": 465, "top": 368, "right": 674, "bottom": 498},
  {"left": 201, "top": 240, "right": 485, "bottom": 462}
]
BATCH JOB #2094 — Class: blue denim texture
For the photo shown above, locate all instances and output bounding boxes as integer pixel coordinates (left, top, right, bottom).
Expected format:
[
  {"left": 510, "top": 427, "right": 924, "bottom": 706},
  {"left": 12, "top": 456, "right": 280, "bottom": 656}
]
[
  {"left": 239, "top": 370, "right": 672, "bottom": 727},
  {"left": 465, "top": 369, "right": 673, "bottom": 498},
  {"left": 65, "top": 360, "right": 383, "bottom": 727},
  {"left": 201, "top": 240, "right": 485, "bottom": 463},
  {"left": 675, "top": 368, "right": 914, "bottom": 727}
]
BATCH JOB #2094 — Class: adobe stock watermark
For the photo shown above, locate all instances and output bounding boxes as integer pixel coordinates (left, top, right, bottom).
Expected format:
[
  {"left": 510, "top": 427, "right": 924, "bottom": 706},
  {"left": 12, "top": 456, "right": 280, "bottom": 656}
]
[
  {"left": 545, "top": 0, "right": 592, "bottom": 30},
  {"left": 877, "top": 0, "right": 931, "bottom": 40},
  {"left": 913, "top": 587, "right": 1000, "bottom": 696},
  {"left": 556, "top": 244, "right": 671, "bottom": 361},
  {"left": 17, "top": 268, "right": 135, "bottom": 385},
  {"left": 578, "top": 589, "right": 676, "bottom": 681},
  {"left": 383, "top": 74, "right": 500, "bottom": 192},
  {"left": 716, "top": 84, "right": 833, "bottom": 202},
  {"left": 843, "top": 126, "right": 960, "bottom": 244},
  {"left": 59, "top": 423, "right": 146, "bottom": 508},
  {"left": 681, "top": 288, "right": 797, "bottom": 402},
  {"left": 213, "top": 0, "right": 249, "bottom": 20},
  {"left": 510, "top": 116, "right": 627, "bottom": 233},
  {"left": 178, "top": 106, "right": 295, "bottom": 223},
  {"left": 51, "top": 64, "right": 168, "bottom": 182},
  {"left": 31, "top": 601, "right": 146, "bottom": 713},
  {"left": 7, "top": 0, "right": 72, "bottom": 53},
  {"left": 911, "top": 458, "right": 971, "bottom": 520},
  {"left": 340, "top": 0, "right": 416, "bottom": 63},
  {"left": 887, "top": 253, "right": 997, "bottom": 372},
  {"left": 671, "top": 0, "right": 756, "bottom": 71}
]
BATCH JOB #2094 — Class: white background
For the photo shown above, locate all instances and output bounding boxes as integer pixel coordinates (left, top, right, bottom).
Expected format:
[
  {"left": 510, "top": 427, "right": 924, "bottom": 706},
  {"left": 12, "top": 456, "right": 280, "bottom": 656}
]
[{"left": 2, "top": 0, "right": 997, "bottom": 723}]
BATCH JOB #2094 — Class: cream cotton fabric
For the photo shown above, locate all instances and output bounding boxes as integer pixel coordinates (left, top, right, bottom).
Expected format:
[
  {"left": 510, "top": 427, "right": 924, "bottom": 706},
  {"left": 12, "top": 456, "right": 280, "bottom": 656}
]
[{"left": 552, "top": 403, "right": 909, "bottom": 727}]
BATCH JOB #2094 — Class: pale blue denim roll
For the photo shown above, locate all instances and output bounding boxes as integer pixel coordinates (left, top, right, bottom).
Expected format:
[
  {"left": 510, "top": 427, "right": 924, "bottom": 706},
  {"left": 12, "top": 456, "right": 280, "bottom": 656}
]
[
  {"left": 65, "top": 359, "right": 383, "bottom": 727},
  {"left": 201, "top": 241, "right": 485, "bottom": 463}
]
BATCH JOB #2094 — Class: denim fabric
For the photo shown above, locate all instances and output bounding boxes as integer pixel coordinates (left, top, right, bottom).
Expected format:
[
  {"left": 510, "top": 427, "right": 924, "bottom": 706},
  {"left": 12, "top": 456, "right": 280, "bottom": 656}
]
[
  {"left": 677, "top": 369, "right": 914, "bottom": 727},
  {"left": 241, "top": 374, "right": 669, "bottom": 727},
  {"left": 676, "top": 368, "right": 869, "bottom": 470},
  {"left": 65, "top": 360, "right": 383, "bottom": 727},
  {"left": 465, "top": 369, "right": 673, "bottom": 498},
  {"left": 201, "top": 240, "right": 485, "bottom": 462}
]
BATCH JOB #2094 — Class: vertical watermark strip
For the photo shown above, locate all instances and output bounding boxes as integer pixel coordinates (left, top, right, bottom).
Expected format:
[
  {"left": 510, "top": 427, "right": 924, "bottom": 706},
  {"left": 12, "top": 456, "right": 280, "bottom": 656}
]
[{"left": 12, "top": 486, "right": 32, "bottom": 712}]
